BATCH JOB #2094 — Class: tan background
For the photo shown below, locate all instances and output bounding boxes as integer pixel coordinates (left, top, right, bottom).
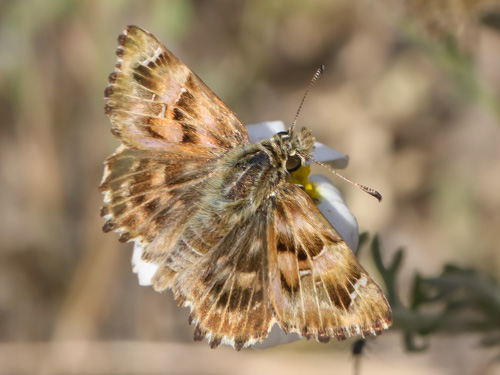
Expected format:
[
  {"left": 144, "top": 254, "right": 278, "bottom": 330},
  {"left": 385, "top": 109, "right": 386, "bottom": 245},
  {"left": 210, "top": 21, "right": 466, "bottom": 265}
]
[{"left": 1, "top": 1, "right": 499, "bottom": 374}]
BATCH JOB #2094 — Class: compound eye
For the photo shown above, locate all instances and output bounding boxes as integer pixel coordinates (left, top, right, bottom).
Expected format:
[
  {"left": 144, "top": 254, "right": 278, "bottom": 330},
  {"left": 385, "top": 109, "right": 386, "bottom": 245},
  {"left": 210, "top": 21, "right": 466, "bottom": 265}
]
[{"left": 286, "top": 155, "right": 302, "bottom": 172}]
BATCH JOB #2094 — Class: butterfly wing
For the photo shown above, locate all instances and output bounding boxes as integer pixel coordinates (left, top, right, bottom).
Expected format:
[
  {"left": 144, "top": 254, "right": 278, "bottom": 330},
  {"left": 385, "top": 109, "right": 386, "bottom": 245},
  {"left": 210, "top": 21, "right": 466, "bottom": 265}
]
[
  {"left": 100, "top": 147, "right": 215, "bottom": 246},
  {"left": 268, "top": 183, "right": 392, "bottom": 342},
  {"left": 147, "top": 145, "right": 279, "bottom": 349},
  {"left": 167, "top": 205, "right": 275, "bottom": 350},
  {"left": 153, "top": 180, "right": 390, "bottom": 350},
  {"left": 101, "top": 25, "right": 391, "bottom": 350},
  {"left": 104, "top": 25, "right": 248, "bottom": 156},
  {"left": 101, "top": 26, "right": 248, "bottom": 255}
]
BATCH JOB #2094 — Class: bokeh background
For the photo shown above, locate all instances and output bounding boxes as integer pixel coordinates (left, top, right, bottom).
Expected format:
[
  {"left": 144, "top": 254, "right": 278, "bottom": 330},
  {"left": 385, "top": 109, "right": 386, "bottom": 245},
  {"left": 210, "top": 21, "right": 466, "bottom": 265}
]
[{"left": 1, "top": 1, "right": 500, "bottom": 374}]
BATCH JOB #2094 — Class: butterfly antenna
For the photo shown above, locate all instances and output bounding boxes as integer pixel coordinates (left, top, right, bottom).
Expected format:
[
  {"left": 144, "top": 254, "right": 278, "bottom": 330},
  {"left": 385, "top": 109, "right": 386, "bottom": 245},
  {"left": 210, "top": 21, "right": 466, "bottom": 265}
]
[
  {"left": 290, "top": 65, "right": 325, "bottom": 132},
  {"left": 309, "top": 155, "right": 382, "bottom": 201}
]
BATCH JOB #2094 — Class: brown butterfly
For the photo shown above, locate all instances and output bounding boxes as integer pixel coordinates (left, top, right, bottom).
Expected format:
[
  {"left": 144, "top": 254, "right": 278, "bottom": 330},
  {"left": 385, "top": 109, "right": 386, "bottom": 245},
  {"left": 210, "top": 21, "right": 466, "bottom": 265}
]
[{"left": 100, "top": 25, "right": 392, "bottom": 350}]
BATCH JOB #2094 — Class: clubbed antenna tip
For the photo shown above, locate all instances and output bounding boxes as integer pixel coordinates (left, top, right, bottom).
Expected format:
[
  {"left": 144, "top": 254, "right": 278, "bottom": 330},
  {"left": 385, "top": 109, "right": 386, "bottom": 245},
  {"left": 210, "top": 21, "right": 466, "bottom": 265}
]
[{"left": 308, "top": 156, "right": 382, "bottom": 202}]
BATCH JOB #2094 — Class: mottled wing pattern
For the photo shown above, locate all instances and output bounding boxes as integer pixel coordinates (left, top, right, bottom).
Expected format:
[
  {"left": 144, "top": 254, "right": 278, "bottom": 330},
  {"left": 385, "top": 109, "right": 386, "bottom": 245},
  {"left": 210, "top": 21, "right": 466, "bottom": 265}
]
[
  {"left": 101, "top": 25, "right": 391, "bottom": 350},
  {"left": 166, "top": 205, "right": 275, "bottom": 350},
  {"left": 101, "top": 25, "right": 248, "bottom": 263},
  {"left": 269, "top": 184, "right": 392, "bottom": 342},
  {"left": 100, "top": 147, "right": 214, "bottom": 248},
  {"left": 104, "top": 25, "right": 248, "bottom": 156}
]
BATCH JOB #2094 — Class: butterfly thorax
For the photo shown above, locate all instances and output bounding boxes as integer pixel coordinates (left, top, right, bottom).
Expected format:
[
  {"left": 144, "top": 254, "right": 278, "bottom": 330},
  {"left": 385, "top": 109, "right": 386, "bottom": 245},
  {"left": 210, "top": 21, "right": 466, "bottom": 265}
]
[
  {"left": 215, "top": 127, "right": 315, "bottom": 205},
  {"left": 185, "top": 128, "right": 315, "bottom": 247}
]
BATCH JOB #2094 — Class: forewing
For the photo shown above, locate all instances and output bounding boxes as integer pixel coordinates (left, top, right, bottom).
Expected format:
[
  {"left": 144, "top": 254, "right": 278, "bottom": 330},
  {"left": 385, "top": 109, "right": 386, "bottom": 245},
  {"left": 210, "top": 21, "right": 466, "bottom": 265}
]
[
  {"left": 105, "top": 25, "right": 248, "bottom": 155},
  {"left": 269, "top": 184, "right": 392, "bottom": 342}
]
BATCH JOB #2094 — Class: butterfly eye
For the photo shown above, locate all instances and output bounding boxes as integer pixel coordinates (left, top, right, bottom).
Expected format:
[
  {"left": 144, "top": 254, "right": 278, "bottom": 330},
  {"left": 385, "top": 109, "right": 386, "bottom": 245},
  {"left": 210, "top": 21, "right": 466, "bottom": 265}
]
[{"left": 286, "top": 155, "right": 302, "bottom": 172}]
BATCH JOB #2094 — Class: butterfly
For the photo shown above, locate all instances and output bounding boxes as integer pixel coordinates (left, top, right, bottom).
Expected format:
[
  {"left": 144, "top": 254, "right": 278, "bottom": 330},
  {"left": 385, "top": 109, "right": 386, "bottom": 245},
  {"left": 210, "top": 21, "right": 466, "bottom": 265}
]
[{"left": 100, "top": 25, "right": 392, "bottom": 350}]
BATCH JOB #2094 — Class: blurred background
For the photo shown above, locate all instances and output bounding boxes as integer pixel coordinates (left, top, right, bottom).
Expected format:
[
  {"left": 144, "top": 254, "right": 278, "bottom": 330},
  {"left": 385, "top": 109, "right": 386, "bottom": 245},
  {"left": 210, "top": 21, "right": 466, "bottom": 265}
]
[{"left": 1, "top": 0, "right": 500, "bottom": 374}]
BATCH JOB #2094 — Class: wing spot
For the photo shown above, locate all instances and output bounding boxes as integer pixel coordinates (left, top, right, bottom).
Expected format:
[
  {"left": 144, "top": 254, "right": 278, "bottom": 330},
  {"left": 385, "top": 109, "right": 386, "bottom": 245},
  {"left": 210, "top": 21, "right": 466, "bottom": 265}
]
[
  {"left": 181, "top": 123, "right": 199, "bottom": 144},
  {"left": 146, "top": 126, "right": 165, "bottom": 139},
  {"left": 227, "top": 288, "right": 242, "bottom": 311},
  {"left": 280, "top": 272, "right": 296, "bottom": 296},
  {"left": 235, "top": 339, "right": 245, "bottom": 351},
  {"left": 277, "top": 240, "right": 292, "bottom": 253},
  {"left": 133, "top": 195, "right": 145, "bottom": 205},
  {"left": 305, "top": 234, "right": 324, "bottom": 257},
  {"left": 216, "top": 290, "right": 229, "bottom": 308},
  {"left": 173, "top": 108, "right": 186, "bottom": 121},
  {"left": 104, "top": 86, "right": 113, "bottom": 98},
  {"left": 102, "top": 221, "right": 117, "bottom": 232},
  {"left": 193, "top": 325, "right": 205, "bottom": 341},
  {"left": 144, "top": 197, "right": 161, "bottom": 214},
  {"left": 211, "top": 279, "right": 225, "bottom": 296},
  {"left": 235, "top": 249, "right": 262, "bottom": 273},
  {"left": 108, "top": 72, "right": 117, "bottom": 84},
  {"left": 119, "top": 232, "right": 131, "bottom": 243},
  {"left": 327, "top": 283, "right": 352, "bottom": 311},
  {"left": 240, "top": 289, "right": 252, "bottom": 306},
  {"left": 117, "top": 32, "right": 127, "bottom": 46},
  {"left": 116, "top": 46, "right": 124, "bottom": 57},
  {"left": 133, "top": 64, "right": 156, "bottom": 90},
  {"left": 153, "top": 207, "right": 171, "bottom": 226},
  {"left": 177, "top": 90, "right": 195, "bottom": 109},
  {"left": 297, "top": 248, "right": 307, "bottom": 261},
  {"left": 144, "top": 49, "right": 169, "bottom": 68},
  {"left": 185, "top": 74, "right": 197, "bottom": 91},
  {"left": 253, "top": 288, "right": 264, "bottom": 303}
]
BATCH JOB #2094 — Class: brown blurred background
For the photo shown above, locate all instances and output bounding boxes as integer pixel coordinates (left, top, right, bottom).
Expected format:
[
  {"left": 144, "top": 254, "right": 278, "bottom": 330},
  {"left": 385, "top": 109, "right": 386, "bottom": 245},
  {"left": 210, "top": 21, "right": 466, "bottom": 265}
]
[{"left": 1, "top": 1, "right": 500, "bottom": 374}]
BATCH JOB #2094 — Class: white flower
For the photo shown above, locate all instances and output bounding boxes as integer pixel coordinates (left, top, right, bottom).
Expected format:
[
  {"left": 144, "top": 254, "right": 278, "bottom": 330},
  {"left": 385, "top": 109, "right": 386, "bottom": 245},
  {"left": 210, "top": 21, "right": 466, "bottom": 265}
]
[
  {"left": 132, "top": 241, "right": 158, "bottom": 286},
  {"left": 131, "top": 120, "right": 360, "bottom": 348}
]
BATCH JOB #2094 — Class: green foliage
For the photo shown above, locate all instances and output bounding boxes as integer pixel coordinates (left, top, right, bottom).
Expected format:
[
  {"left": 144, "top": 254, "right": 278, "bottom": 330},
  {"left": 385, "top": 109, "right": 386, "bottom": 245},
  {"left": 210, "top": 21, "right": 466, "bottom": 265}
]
[{"left": 362, "top": 235, "right": 500, "bottom": 351}]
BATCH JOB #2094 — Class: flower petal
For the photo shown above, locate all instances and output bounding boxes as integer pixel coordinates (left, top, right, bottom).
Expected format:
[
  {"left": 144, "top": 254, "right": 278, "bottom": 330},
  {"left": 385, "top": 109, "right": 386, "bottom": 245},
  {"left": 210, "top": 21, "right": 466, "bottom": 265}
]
[
  {"left": 310, "top": 141, "right": 349, "bottom": 169},
  {"left": 309, "top": 174, "right": 359, "bottom": 250},
  {"left": 246, "top": 120, "right": 286, "bottom": 141},
  {"left": 132, "top": 242, "right": 160, "bottom": 286}
]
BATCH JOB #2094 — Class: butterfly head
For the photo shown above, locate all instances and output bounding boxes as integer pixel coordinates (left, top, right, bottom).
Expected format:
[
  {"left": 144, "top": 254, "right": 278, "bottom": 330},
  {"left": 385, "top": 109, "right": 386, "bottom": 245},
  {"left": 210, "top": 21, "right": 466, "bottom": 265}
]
[{"left": 271, "top": 127, "right": 315, "bottom": 173}]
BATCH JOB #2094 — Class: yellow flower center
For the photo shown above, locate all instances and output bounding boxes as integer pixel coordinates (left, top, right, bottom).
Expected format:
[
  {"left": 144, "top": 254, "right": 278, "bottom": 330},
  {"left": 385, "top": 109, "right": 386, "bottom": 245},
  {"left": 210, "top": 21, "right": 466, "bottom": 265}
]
[{"left": 288, "top": 165, "right": 322, "bottom": 200}]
